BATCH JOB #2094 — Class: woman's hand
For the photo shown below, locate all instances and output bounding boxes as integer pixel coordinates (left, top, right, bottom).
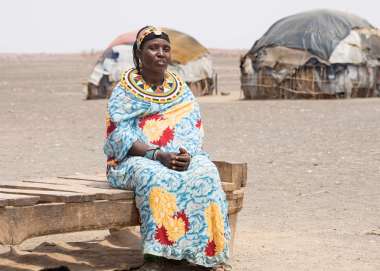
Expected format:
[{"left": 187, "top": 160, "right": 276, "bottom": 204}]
[
  {"left": 156, "top": 147, "right": 191, "bottom": 171},
  {"left": 175, "top": 147, "right": 191, "bottom": 171}
]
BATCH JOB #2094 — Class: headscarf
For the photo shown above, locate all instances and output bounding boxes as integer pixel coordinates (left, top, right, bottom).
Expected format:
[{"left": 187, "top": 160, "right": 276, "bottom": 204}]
[{"left": 133, "top": 26, "right": 170, "bottom": 72}]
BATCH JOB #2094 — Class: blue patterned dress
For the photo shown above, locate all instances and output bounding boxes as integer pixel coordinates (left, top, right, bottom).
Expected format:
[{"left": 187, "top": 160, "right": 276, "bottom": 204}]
[{"left": 104, "top": 68, "right": 230, "bottom": 267}]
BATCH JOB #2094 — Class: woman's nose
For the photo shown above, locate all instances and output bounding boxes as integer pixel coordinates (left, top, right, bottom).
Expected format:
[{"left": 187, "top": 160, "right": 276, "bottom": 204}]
[{"left": 157, "top": 48, "right": 164, "bottom": 56}]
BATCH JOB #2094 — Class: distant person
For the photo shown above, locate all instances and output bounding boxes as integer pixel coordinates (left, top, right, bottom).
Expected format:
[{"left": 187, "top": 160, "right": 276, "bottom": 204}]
[{"left": 104, "top": 26, "right": 232, "bottom": 271}]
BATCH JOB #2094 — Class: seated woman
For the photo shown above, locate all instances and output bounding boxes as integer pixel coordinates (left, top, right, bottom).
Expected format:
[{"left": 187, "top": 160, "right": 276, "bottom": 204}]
[{"left": 104, "top": 26, "right": 231, "bottom": 271}]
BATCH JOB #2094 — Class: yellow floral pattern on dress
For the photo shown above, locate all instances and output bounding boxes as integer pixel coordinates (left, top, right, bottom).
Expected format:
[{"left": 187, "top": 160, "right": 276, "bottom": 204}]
[
  {"left": 141, "top": 101, "right": 193, "bottom": 145},
  {"left": 205, "top": 202, "right": 225, "bottom": 254},
  {"left": 165, "top": 216, "right": 186, "bottom": 242},
  {"left": 149, "top": 187, "right": 189, "bottom": 243},
  {"left": 142, "top": 118, "right": 166, "bottom": 143},
  {"left": 149, "top": 187, "right": 177, "bottom": 226}
]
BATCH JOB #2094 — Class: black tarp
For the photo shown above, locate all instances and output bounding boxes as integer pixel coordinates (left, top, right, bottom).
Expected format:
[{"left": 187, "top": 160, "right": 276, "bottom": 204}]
[{"left": 249, "top": 9, "right": 373, "bottom": 61}]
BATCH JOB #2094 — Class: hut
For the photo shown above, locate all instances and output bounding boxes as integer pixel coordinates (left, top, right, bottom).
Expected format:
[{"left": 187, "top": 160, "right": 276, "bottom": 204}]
[
  {"left": 87, "top": 28, "right": 216, "bottom": 99},
  {"left": 240, "top": 10, "right": 380, "bottom": 99}
]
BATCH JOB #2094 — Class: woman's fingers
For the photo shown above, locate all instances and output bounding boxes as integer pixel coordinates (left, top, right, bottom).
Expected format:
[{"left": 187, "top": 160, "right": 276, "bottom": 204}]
[
  {"left": 157, "top": 151, "right": 190, "bottom": 171},
  {"left": 170, "top": 158, "right": 189, "bottom": 171},
  {"left": 171, "top": 159, "right": 187, "bottom": 167},
  {"left": 178, "top": 147, "right": 188, "bottom": 154},
  {"left": 175, "top": 155, "right": 190, "bottom": 162},
  {"left": 172, "top": 165, "right": 187, "bottom": 171}
]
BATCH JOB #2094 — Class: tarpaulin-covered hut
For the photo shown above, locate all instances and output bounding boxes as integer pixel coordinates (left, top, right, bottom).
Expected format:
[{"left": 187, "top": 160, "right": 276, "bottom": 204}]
[
  {"left": 87, "top": 28, "right": 216, "bottom": 99},
  {"left": 240, "top": 10, "right": 380, "bottom": 99}
]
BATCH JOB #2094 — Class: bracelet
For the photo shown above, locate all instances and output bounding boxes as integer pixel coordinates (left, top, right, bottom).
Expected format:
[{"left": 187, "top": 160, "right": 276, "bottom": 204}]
[
  {"left": 153, "top": 149, "right": 160, "bottom": 161},
  {"left": 144, "top": 147, "right": 160, "bottom": 160}
]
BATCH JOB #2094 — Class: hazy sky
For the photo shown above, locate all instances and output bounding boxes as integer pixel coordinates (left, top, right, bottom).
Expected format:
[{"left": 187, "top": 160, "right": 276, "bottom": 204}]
[{"left": 1, "top": 0, "right": 379, "bottom": 53}]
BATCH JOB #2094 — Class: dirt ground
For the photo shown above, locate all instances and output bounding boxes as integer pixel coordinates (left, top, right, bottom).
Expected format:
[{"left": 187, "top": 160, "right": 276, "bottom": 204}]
[{"left": 0, "top": 51, "right": 380, "bottom": 271}]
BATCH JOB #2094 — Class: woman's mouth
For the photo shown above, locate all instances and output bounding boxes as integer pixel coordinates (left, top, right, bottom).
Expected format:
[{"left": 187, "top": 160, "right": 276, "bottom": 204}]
[{"left": 156, "top": 60, "right": 167, "bottom": 66}]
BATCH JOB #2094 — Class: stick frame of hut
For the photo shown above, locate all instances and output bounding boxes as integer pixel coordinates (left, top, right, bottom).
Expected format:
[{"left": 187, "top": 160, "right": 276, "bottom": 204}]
[{"left": 241, "top": 60, "right": 380, "bottom": 99}]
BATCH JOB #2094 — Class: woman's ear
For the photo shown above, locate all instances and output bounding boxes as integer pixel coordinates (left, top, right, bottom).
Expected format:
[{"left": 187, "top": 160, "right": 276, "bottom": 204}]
[{"left": 136, "top": 48, "right": 142, "bottom": 61}]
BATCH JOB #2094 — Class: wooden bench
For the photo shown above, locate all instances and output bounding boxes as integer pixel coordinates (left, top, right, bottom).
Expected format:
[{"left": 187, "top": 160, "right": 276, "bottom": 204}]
[{"left": 0, "top": 161, "right": 246, "bottom": 250}]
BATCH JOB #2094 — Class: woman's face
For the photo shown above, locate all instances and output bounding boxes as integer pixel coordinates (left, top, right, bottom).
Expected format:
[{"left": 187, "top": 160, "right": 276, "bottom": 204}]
[{"left": 139, "top": 38, "right": 171, "bottom": 75}]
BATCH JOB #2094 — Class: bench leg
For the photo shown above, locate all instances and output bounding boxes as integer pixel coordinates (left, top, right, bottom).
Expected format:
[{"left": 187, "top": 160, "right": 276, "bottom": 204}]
[
  {"left": 0, "top": 244, "right": 11, "bottom": 255},
  {"left": 108, "top": 226, "right": 142, "bottom": 250},
  {"left": 228, "top": 213, "right": 238, "bottom": 257}
]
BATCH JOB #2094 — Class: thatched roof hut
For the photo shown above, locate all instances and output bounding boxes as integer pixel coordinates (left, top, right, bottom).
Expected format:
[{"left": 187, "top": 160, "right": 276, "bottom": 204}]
[
  {"left": 87, "top": 28, "right": 216, "bottom": 99},
  {"left": 240, "top": 10, "right": 380, "bottom": 99}
]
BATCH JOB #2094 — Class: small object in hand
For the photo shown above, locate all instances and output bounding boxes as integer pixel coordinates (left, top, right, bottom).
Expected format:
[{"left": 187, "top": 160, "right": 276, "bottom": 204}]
[
  {"left": 144, "top": 148, "right": 160, "bottom": 160},
  {"left": 153, "top": 149, "right": 160, "bottom": 160}
]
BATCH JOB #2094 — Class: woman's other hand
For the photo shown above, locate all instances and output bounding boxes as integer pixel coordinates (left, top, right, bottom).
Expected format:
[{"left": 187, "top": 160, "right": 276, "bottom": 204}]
[
  {"left": 175, "top": 147, "right": 191, "bottom": 171},
  {"left": 156, "top": 147, "right": 191, "bottom": 171}
]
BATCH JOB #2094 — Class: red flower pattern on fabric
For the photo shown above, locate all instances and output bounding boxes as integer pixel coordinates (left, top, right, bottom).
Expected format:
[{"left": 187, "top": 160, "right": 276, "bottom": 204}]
[
  {"left": 173, "top": 211, "right": 190, "bottom": 232},
  {"left": 196, "top": 119, "right": 202, "bottom": 129},
  {"left": 138, "top": 113, "right": 174, "bottom": 147},
  {"left": 138, "top": 113, "right": 164, "bottom": 129},
  {"left": 151, "top": 127, "right": 174, "bottom": 147},
  {"left": 106, "top": 119, "right": 117, "bottom": 137},
  {"left": 205, "top": 240, "right": 216, "bottom": 256},
  {"left": 154, "top": 210, "right": 190, "bottom": 246},
  {"left": 155, "top": 225, "right": 174, "bottom": 246}
]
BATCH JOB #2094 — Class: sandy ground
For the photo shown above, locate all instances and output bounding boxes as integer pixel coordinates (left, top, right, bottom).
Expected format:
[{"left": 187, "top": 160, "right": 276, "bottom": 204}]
[{"left": 0, "top": 51, "right": 380, "bottom": 270}]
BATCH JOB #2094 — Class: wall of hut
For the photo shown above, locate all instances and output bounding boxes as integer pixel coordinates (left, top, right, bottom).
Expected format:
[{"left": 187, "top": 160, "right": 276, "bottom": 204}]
[
  {"left": 241, "top": 62, "right": 380, "bottom": 99},
  {"left": 187, "top": 78, "right": 216, "bottom": 96}
]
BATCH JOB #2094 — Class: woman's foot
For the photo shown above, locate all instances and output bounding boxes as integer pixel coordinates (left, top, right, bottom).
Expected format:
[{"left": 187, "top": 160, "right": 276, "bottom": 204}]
[
  {"left": 211, "top": 263, "right": 232, "bottom": 271},
  {"left": 129, "top": 262, "right": 163, "bottom": 271}
]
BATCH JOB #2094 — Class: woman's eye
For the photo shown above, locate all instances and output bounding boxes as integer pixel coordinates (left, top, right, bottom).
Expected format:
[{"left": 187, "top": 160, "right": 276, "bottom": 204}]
[{"left": 147, "top": 44, "right": 170, "bottom": 52}]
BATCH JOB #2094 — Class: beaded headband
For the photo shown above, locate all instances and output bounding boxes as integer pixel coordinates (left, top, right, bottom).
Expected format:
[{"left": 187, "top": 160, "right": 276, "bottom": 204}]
[{"left": 136, "top": 26, "right": 165, "bottom": 49}]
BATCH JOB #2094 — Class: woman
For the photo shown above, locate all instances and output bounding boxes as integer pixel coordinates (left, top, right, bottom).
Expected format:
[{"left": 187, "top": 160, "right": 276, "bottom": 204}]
[{"left": 104, "top": 26, "right": 231, "bottom": 271}]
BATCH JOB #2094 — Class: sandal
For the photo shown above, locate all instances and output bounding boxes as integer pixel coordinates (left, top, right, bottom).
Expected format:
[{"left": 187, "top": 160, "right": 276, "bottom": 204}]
[
  {"left": 129, "top": 262, "right": 164, "bottom": 271},
  {"left": 211, "top": 263, "right": 232, "bottom": 271}
]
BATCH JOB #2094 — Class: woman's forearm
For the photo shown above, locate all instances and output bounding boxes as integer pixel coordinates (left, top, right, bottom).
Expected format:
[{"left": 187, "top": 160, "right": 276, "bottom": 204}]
[{"left": 128, "top": 140, "right": 156, "bottom": 157}]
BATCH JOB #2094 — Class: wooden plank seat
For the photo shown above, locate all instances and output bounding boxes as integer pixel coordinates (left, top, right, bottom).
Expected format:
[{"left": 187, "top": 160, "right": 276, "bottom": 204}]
[{"left": 0, "top": 161, "right": 247, "bottom": 246}]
